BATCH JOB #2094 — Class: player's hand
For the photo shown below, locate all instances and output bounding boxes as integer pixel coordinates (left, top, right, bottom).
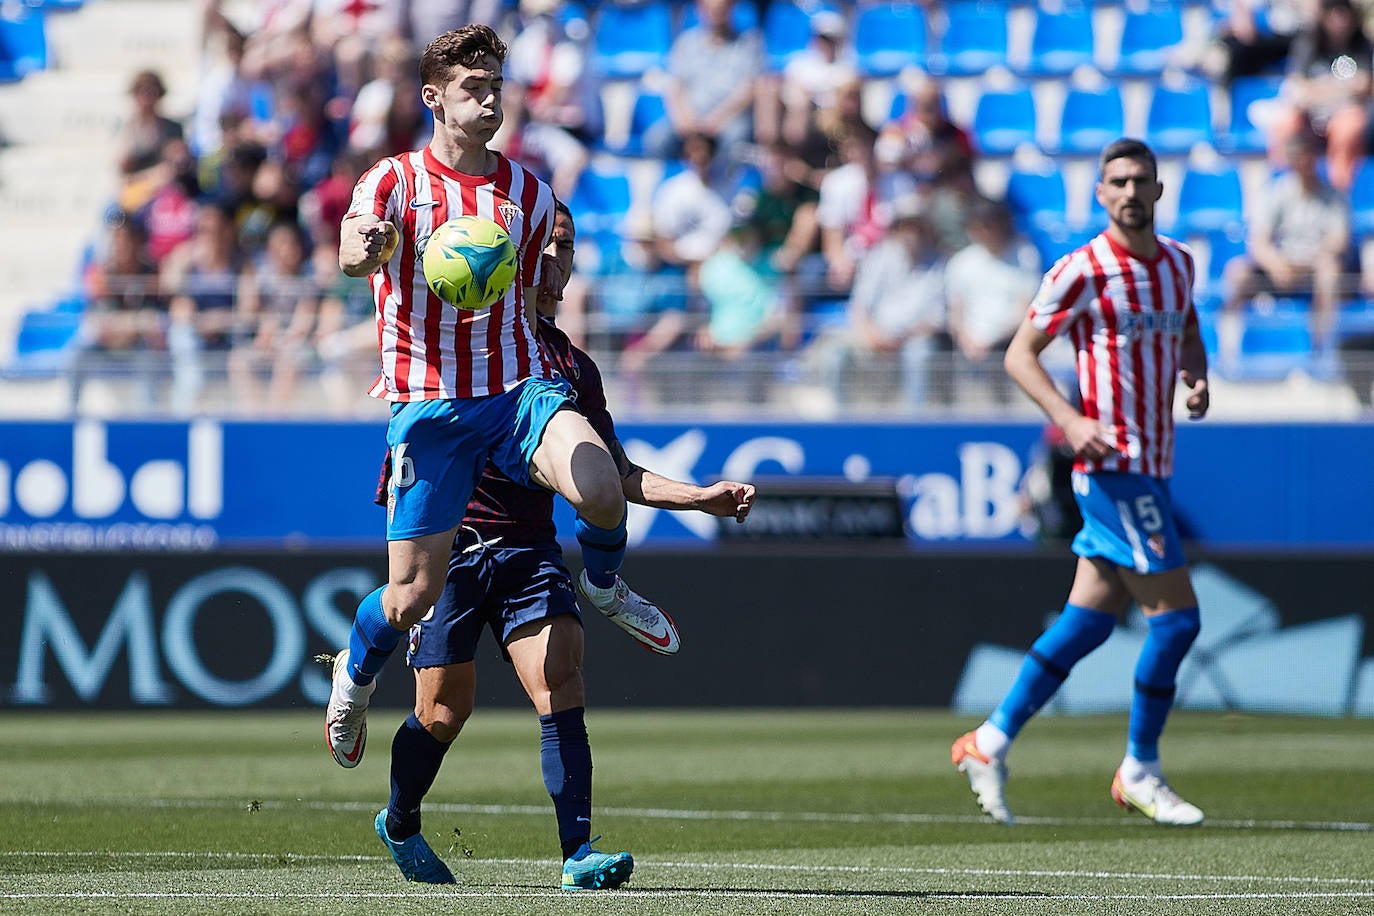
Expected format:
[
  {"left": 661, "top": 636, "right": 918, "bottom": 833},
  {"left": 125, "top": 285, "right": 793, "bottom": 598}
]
[
  {"left": 360, "top": 221, "right": 399, "bottom": 261},
  {"left": 1181, "top": 369, "right": 1209, "bottom": 419},
  {"left": 1063, "top": 414, "right": 1119, "bottom": 460},
  {"left": 696, "top": 481, "right": 756, "bottom": 523},
  {"left": 539, "top": 251, "right": 566, "bottom": 305}
]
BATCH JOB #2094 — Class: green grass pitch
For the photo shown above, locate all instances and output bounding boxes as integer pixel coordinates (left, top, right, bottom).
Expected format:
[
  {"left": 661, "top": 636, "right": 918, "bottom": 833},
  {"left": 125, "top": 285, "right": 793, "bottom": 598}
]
[{"left": 0, "top": 709, "right": 1370, "bottom": 915}]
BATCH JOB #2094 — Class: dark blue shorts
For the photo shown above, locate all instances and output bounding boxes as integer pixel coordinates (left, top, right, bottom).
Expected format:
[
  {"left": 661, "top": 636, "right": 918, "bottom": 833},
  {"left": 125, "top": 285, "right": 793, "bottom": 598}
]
[{"left": 406, "top": 530, "right": 582, "bottom": 669}]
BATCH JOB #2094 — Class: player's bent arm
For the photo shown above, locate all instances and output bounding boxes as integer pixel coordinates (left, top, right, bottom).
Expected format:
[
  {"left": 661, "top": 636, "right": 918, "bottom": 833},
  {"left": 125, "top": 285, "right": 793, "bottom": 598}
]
[
  {"left": 1004, "top": 318, "right": 1087, "bottom": 434},
  {"left": 624, "top": 467, "right": 755, "bottom": 521},
  {"left": 339, "top": 214, "right": 397, "bottom": 277},
  {"left": 1178, "top": 318, "right": 1210, "bottom": 419}
]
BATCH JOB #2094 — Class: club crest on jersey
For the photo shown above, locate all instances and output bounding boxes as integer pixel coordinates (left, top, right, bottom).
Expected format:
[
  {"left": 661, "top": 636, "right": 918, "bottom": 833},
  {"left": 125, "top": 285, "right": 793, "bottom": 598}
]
[{"left": 498, "top": 201, "right": 523, "bottom": 231}]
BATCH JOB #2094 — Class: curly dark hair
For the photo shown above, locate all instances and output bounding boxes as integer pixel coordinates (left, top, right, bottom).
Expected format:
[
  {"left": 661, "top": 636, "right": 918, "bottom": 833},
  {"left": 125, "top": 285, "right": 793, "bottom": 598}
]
[{"left": 419, "top": 25, "right": 507, "bottom": 88}]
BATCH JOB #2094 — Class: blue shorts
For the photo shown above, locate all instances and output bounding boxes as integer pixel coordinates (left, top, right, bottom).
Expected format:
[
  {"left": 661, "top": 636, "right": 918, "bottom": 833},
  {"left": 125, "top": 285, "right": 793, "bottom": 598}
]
[
  {"left": 1070, "top": 471, "right": 1187, "bottom": 575},
  {"left": 406, "top": 530, "right": 582, "bottom": 668},
  {"left": 385, "top": 376, "right": 573, "bottom": 540}
]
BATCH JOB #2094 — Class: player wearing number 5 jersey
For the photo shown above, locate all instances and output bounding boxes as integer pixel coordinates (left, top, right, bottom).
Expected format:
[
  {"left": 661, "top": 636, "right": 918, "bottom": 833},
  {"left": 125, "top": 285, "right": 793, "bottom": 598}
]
[
  {"left": 327, "top": 26, "right": 670, "bottom": 790},
  {"left": 952, "top": 139, "right": 1210, "bottom": 827}
]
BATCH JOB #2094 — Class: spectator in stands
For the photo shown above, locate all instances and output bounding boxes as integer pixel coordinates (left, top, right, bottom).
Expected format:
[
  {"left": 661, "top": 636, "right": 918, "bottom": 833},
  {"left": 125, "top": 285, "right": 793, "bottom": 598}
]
[
  {"left": 69, "top": 215, "right": 167, "bottom": 412},
  {"left": 161, "top": 198, "right": 252, "bottom": 415},
  {"left": 643, "top": 0, "right": 764, "bottom": 164},
  {"left": 620, "top": 132, "right": 733, "bottom": 380},
  {"left": 228, "top": 220, "right": 319, "bottom": 413},
  {"left": 923, "top": 146, "right": 991, "bottom": 257},
  {"left": 494, "top": 81, "right": 589, "bottom": 201},
  {"left": 313, "top": 239, "right": 378, "bottom": 414},
  {"left": 1269, "top": 0, "right": 1372, "bottom": 190},
  {"left": 1221, "top": 132, "right": 1350, "bottom": 360},
  {"left": 747, "top": 142, "right": 821, "bottom": 278},
  {"left": 116, "top": 70, "right": 186, "bottom": 212},
  {"left": 1203, "top": 0, "right": 1308, "bottom": 83},
  {"left": 808, "top": 194, "right": 951, "bottom": 409},
  {"left": 758, "top": 9, "right": 855, "bottom": 149},
  {"left": 815, "top": 124, "right": 914, "bottom": 296},
  {"left": 945, "top": 199, "right": 1040, "bottom": 406},
  {"left": 348, "top": 36, "right": 428, "bottom": 160},
  {"left": 189, "top": 2, "right": 255, "bottom": 158},
  {"left": 136, "top": 135, "right": 202, "bottom": 267},
  {"left": 882, "top": 70, "right": 973, "bottom": 185},
  {"left": 507, "top": 0, "right": 603, "bottom": 144}
]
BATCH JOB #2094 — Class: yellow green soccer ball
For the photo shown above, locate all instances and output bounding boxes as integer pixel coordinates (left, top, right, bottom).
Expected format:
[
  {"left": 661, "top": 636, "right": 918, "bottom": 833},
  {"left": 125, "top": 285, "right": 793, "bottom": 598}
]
[{"left": 422, "top": 216, "right": 518, "bottom": 310}]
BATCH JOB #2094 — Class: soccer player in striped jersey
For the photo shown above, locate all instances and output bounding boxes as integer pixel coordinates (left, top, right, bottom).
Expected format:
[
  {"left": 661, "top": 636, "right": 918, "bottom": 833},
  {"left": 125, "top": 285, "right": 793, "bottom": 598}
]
[
  {"left": 952, "top": 139, "right": 1211, "bottom": 827},
  {"left": 370, "top": 200, "right": 755, "bottom": 888},
  {"left": 326, "top": 26, "right": 672, "bottom": 780}
]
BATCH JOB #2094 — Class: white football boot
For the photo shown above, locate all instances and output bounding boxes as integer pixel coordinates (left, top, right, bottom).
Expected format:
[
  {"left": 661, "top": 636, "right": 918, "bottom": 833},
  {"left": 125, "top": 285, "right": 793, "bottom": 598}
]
[
  {"left": 1111, "top": 769, "right": 1204, "bottom": 826},
  {"left": 577, "top": 570, "right": 680, "bottom": 655},
  {"left": 951, "top": 731, "right": 1015, "bottom": 825},
  {"left": 325, "top": 649, "right": 375, "bottom": 768}
]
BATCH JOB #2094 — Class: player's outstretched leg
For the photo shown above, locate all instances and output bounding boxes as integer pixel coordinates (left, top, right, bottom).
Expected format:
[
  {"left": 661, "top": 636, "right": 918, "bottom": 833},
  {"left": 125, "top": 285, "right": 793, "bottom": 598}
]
[
  {"left": 577, "top": 569, "right": 680, "bottom": 655},
  {"left": 373, "top": 808, "right": 457, "bottom": 883},
  {"left": 951, "top": 728, "right": 1014, "bottom": 825},
  {"left": 325, "top": 648, "right": 376, "bottom": 768},
  {"left": 1110, "top": 770, "right": 1204, "bottom": 826},
  {"left": 562, "top": 837, "right": 634, "bottom": 891}
]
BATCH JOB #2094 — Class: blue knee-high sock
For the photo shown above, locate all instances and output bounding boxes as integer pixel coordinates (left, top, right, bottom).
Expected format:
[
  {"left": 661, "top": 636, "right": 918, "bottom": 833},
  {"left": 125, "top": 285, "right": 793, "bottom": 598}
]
[
  {"left": 574, "top": 514, "right": 626, "bottom": 589},
  {"left": 385, "top": 714, "right": 452, "bottom": 841},
  {"left": 347, "top": 586, "right": 404, "bottom": 686},
  {"left": 1128, "top": 607, "right": 1201, "bottom": 762},
  {"left": 540, "top": 707, "right": 593, "bottom": 861},
  {"left": 989, "top": 604, "right": 1116, "bottom": 739}
]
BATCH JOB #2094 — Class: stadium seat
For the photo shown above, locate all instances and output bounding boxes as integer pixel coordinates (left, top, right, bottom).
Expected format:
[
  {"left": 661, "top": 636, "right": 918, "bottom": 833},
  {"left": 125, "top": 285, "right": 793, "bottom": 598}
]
[
  {"left": 1144, "top": 80, "right": 1214, "bottom": 155},
  {"left": 853, "top": 3, "right": 927, "bottom": 77},
  {"left": 0, "top": 4, "right": 47, "bottom": 83},
  {"left": 1057, "top": 85, "right": 1124, "bottom": 155},
  {"left": 1027, "top": 224, "right": 1096, "bottom": 267},
  {"left": 568, "top": 163, "right": 633, "bottom": 241},
  {"left": 1114, "top": 5, "right": 1184, "bottom": 76},
  {"left": 1196, "top": 227, "right": 1247, "bottom": 310},
  {"left": 602, "top": 87, "right": 666, "bottom": 157},
  {"left": 1005, "top": 168, "right": 1068, "bottom": 233},
  {"left": 7, "top": 308, "right": 80, "bottom": 378},
  {"left": 928, "top": 1, "right": 1009, "bottom": 77},
  {"left": 1349, "top": 160, "right": 1374, "bottom": 237},
  {"left": 1173, "top": 166, "right": 1245, "bottom": 236},
  {"left": 1024, "top": 3, "right": 1095, "bottom": 76},
  {"left": 591, "top": 1, "right": 674, "bottom": 80},
  {"left": 1239, "top": 313, "right": 1315, "bottom": 379},
  {"left": 1218, "top": 74, "right": 1283, "bottom": 155},
  {"left": 972, "top": 86, "right": 1037, "bottom": 156},
  {"left": 762, "top": 0, "right": 819, "bottom": 72}
]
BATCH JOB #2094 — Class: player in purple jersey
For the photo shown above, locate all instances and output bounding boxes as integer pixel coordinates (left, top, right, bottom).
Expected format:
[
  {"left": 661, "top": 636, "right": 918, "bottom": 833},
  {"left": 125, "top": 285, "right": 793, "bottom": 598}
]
[
  {"left": 368, "top": 200, "right": 756, "bottom": 889},
  {"left": 952, "top": 139, "right": 1210, "bottom": 828}
]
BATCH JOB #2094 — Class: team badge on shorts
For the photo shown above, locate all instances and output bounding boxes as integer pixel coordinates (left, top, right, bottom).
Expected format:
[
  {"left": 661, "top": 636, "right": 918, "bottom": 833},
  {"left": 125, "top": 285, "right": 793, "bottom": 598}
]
[
  {"left": 1148, "top": 533, "right": 1167, "bottom": 558},
  {"left": 407, "top": 622, "right": 422, "bottom": 660}
]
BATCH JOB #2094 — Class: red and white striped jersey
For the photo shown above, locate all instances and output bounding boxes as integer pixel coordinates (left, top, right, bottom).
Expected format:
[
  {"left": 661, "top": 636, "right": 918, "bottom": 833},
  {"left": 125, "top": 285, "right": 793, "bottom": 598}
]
[
  {"left": 1028, "top": 231, "right": 1199, "bottom": 478},
  {"left": 346, "top": 146, "right": 556, "bottom": 400}
]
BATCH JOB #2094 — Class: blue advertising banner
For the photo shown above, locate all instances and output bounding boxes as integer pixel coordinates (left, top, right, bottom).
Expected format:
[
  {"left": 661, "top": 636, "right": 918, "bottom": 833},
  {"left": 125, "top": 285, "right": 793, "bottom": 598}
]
[{"left": 0, "top": 420, "right": 1370, "bottom": 549}]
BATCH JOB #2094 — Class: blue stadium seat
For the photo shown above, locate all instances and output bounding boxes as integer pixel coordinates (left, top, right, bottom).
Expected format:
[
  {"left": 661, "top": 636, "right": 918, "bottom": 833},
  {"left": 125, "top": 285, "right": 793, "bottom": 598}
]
[
  {"left": 762, "top": 0, "right": 818, "bottom": 72},
  {"left": 1196, "top": 227, "right": 1247, "bottom": 311},
  {"left": 1027, "top": 225, "right": 1097, "bottom": 267},
  {"left": 929, "top": 1, "right": 1009, "bottom": 77},
  {"left": 568, "top": 163, "right": 633, "bottom": 241},
  {"left": 592, "top": 1, "right": 674, "bottom": 79},
  {"left": 1024, "top": 3, "right": 1095, "bottom": 76},
  {"left": 1218, "top": 75, "right": 1283, "bottom": 155},
  {"left": 0, "top": 4, "right": 47, "bottom": 82},
  {"left": 1005, "top": 168, "right": 1068, "bottom": 233},
  {"left": 1239, "top": 313, "right": 1314, "bottom": 379},
  {"left": 1173, "top": 166, "right": 1245, "bottom": 235},
  {"left": 972, "top": 86, "right": 1037, "bottom": 155},
  {"left": 7, "top": 309, "right": 80, "bottom": 378},
  {"left": 1145, "top": 80, "right": 1214, "bottom": 154},
  {"left": 602, "top": 87, "right": 666, "bottom": 157},
  {"left": 1349, "top": 159, "right": 1374, "bottom": 236},
  {"left": 853, "top": 3, "right": 927, "bottom": 77},
  {"left": 1057, "top": 85, "right": 1124, "bottom": 155},
  {"left": 1114, "top": 4, "right": 1184, "bottom": 76}
]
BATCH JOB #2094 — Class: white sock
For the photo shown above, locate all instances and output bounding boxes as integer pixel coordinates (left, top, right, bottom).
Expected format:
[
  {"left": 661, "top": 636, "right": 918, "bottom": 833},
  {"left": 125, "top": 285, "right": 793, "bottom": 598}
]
[
  {"left": 579, "top": 571, "right": 618, "bottom": 605},
  {"left": 1119, "top": 755, "right": 1161, "bottom": 783},
  {"left": 974, "top": 722, "right": 1011, "bottom": 761}
]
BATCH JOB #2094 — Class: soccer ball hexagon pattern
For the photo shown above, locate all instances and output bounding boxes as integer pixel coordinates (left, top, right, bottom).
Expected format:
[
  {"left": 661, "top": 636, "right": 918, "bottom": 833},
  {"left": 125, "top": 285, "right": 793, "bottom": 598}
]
[{"left": 422, "top": 216, "right": 518, "bottom": 310}]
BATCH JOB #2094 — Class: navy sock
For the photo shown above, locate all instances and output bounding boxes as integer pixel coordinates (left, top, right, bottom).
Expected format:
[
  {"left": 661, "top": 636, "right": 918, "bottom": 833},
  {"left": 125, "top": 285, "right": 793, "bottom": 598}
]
[
  {"left": 540, "top": 707, "right": 592, "bottom": 861},
  {"left": 574, "top": 514, "right": 626, "bottom": 590},
  {"left": 989, "top": 603, "right": 1116, "bottom": 739},
  {"left": 347, "top": 586, "right": 403, "bottom": 687},
  {"left": 1129, "top": 607, "right": 1201, "bottom": 761},
  {"left": 385, "top": 714, "right": 452, "bottom": 841}
]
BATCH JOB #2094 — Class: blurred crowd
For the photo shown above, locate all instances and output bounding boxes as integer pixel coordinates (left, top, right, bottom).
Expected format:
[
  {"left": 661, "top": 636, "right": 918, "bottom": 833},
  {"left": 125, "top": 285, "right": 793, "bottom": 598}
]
[{"left": 69, "top": 0, "right": 1374, "bottom": 415}]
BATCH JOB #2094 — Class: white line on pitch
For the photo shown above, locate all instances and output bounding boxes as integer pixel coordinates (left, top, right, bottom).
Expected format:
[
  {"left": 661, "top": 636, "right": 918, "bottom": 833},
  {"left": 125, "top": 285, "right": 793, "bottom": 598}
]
[
  {"left": 4, "top": 851, "right": 1372, "bottom": 887},
  {"left": 3, "top": 891, "right": 1374, "bottom": 903}
]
